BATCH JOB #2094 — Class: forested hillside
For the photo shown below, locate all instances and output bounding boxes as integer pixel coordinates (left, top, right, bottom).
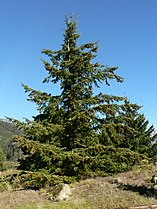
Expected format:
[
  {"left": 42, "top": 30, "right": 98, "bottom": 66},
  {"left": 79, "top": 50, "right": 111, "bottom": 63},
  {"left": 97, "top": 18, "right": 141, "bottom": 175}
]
[{"left": 0, "top": 119, "right": 21, "bottom": 160}]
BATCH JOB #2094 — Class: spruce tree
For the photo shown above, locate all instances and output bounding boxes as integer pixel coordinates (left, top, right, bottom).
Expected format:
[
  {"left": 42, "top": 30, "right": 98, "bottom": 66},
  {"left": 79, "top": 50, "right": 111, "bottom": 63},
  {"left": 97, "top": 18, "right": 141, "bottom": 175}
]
[
  {"left": 105, "top": 99, "right": 157, "bottom": 153},
  {"left": 11, "top": 16, "right": 147, "bottom": 188}
]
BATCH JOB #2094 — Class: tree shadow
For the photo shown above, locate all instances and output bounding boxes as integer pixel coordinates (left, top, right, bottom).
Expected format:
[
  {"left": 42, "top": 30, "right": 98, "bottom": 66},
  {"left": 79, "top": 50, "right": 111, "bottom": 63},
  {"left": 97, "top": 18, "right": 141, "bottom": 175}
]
[{"left": 118, "top": 184, "right": 157, "bottom": 198}]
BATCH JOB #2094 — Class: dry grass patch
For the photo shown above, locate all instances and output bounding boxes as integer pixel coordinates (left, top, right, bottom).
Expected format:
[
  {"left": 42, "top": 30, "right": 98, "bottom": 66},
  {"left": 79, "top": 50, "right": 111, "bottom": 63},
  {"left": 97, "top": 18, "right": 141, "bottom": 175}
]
[
  {"left": 68, "top": 176, "right": 157, "bottom": 209},
  {"left": 0, "top": 189, "right": 46, "bottom": 209},
  {"left": 1, "top": 163, "right": 157, "bottom": 209}
]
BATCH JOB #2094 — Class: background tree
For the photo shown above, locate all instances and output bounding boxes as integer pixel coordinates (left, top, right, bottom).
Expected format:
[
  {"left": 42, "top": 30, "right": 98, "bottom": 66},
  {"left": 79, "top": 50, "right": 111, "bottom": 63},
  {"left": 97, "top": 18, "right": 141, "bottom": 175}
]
[
  {"left": 122, "top": 112, "right": 157, "bottom": 154},
  {"left": 102, "top": 99, "right": 157, "bottom": 153},
  {"left": 11, "top": 16, "right": 150, "bottom": 189}
]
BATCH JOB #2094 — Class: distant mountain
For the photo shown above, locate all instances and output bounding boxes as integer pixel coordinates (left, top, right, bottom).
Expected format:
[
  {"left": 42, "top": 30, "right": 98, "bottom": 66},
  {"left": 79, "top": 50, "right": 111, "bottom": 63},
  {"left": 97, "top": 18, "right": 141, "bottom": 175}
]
[{"left": 0, "top": 119, "right": 22, "bottom": 160}]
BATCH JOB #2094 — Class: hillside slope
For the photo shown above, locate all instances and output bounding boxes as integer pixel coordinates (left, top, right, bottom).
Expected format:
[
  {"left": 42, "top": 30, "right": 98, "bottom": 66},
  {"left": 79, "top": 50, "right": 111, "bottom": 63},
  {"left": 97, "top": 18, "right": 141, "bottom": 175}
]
[{"left": 0, "top": 119, "right": 21, "bottom": 159}]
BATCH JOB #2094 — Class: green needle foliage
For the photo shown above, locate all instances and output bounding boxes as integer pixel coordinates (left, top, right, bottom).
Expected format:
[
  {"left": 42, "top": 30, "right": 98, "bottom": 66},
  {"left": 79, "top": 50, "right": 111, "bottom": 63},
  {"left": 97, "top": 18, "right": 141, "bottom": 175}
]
[
  {"left": 10, "top": 16, "right": 154, "bottom": 189},
  {"left": 101, "top": 99, "right": 157, "bottom": 153}
]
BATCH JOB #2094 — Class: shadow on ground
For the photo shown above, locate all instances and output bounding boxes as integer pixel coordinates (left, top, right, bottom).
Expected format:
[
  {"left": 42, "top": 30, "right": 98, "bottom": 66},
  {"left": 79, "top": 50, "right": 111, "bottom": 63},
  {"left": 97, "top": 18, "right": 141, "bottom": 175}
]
[{"left": 118, "top": 184, "right": 157, "bottom": 198}]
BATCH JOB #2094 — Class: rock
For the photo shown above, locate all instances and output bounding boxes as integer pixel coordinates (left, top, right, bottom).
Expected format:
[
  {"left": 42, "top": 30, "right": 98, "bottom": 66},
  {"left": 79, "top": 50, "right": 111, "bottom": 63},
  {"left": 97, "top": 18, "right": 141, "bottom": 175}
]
[
  {"left": 45, "top": 184, "right": 72, "bottom": 201},
  {"left": 57, "top": 184, "right": 72, "bottom": 201}
]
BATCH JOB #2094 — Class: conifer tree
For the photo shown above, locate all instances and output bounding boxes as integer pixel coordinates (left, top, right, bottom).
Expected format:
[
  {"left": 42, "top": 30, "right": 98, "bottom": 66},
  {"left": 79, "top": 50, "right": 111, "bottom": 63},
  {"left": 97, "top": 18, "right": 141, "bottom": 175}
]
[
  {"left": 105, "top": 99, "right": 157, "bottom": 153},
  {"left": 123, "top": 112, "right": 157, "bottom": 154},
  {"left": 11, "top": 16, "right": 147, "bottom": 188}
]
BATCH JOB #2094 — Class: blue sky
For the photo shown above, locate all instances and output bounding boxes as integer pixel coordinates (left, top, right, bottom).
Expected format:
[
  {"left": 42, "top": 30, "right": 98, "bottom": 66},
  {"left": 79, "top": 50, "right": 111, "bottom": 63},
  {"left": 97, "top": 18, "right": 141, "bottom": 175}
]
[{"left": 0, "top": 0, "right": 157, "bottom": 128}]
